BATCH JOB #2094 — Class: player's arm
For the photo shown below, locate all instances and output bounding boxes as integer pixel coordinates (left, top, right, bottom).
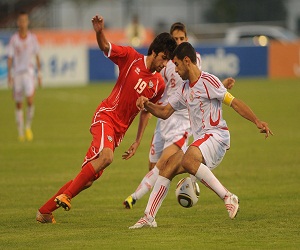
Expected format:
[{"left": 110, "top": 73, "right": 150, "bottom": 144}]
[
  {"left": 92, "top": 15, "right": 109, "bottom": 54},
  {"left": 223, "top": 92, "right": 273, "bottom": 138},
  {"left": 36, "top": 54, "right": 42, "bottom": 87},
  {"left": 7, "top": 56, "right": 13, "bottom": 88},
  {"left": 136, "top": 96, "right": 175, "bottom": 119},
  {"left": 122, "top": 110, "right": 152, "bottom": 160}
]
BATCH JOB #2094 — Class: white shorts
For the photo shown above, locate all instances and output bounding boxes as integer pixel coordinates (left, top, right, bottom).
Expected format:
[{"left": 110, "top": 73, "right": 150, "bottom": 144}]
[
  {"left": 149, "top": 111, "right": 191, "bottom": 163},
  {"left": 190, "top": 130, "right": 230, "bottom": 170},
  {"left": 13, "top": 70, "right": 35, "bottom": 102}
]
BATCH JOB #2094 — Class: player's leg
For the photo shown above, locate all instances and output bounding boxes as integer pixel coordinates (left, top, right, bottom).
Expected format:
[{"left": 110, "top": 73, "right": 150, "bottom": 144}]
[
  {"left": 13, "top": 74, "right": 25, "bottom": 141},
  {"left": 182, "top": 136, "right": 239, "bottom": 219},
  {"left": 124, "top": 143, "right": 181, "bottom": 209},
  {"left": 24, "top": 72, "right": 35, "bottom": 141},
  {"left": 129, "top": 150, "right": 186, "bottom": 229},
  {"left": 54, "top": 122, "right": 114, "bottom": 211},
  {"left": 123, "top": 128, "right": 163, "bottom": 208},
  {"left": 37, "top": 180, "right": 73, "bottom": 223}
]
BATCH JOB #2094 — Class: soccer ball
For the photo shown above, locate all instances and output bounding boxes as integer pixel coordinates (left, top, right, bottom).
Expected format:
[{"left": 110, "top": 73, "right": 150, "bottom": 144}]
[{"left": 175, "top": 177, "right": 200, "bottom": 208}]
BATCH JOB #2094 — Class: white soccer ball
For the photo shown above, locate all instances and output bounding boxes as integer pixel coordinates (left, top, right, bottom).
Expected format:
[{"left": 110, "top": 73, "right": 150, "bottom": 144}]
[{"left": 175, "top": 177, "right": 200, "bottom": 208}]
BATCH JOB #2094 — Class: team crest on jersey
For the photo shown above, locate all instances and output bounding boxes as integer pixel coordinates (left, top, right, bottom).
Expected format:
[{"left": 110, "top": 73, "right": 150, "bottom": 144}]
[
  {"left": 148, "top": 80, "right": 154, "bottom": 88},
  {"left": 107, "top": 135, "right": 113, "bottom": 142}
]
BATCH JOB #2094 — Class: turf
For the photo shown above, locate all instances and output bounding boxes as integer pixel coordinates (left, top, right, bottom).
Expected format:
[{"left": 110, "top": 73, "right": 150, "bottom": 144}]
[{"left": 0, "top": 78, "right": 299, "bottom": 249}]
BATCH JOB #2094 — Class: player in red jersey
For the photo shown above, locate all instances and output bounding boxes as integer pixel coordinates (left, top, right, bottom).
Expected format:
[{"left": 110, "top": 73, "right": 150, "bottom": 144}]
[{"left": 36, "top": 15, "right": 177, "bottom": 223}]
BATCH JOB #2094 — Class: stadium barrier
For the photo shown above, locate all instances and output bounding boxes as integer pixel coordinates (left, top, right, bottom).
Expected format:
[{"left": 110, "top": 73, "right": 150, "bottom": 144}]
[{"left": 0, "top": 30, "right": 299, "bottom": 88}]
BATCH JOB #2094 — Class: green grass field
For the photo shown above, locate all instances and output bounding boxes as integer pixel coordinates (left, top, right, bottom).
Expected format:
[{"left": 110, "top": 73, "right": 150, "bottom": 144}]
[{"left": 0, "top": 78, "right": 299, "bottom": 249}]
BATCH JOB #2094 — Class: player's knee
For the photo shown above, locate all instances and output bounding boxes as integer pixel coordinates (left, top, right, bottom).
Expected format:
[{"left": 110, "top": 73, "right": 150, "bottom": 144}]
[
  {"left": 84, "top": 181, "right": 94, "bottom": 189},
  {"left": 148, "top": 162, "right": 156, "bottom": 171},
  {"left": 100, "top": 149, "right": 114, "bottom": 165},
  {"left": 181, "top": 155, "right": 192, "bottom": 172}
]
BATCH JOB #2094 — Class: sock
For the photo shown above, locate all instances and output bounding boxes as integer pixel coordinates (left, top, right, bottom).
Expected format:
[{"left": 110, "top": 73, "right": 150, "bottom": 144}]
[
  {"left": 63, "top": 162, "right": 96, "bottom": 198},
  {"left": 132, "top": 166, "right": 159, "bottom": 200},
  {"left": 144, "top": 175, "right": 170, "bottom": 221},
  {"left": 15, "top": 109, "right": 24, "bottom": 137},
  {"left": 39, "top": 180, "right": 73, "bottom": 214},
  {"left": 189, "top": 174, "right": 197, "bottom": 183},
  {"left": 26, "top": 105, "right": 35, "bottom": 129},
  {"left": 195, "top": 163, "right": 228, "bottom": 199}
]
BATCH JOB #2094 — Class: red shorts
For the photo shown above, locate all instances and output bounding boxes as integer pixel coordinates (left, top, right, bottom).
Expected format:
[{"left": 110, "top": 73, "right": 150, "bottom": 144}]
[{"left": 82, "top": 121, "right": 117, "bottom": 180}]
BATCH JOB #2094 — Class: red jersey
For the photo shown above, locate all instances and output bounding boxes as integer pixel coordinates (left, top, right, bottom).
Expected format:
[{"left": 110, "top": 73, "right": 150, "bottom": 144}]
[{"left": 92, "top": 43, "right": 165, "bottom": 140}]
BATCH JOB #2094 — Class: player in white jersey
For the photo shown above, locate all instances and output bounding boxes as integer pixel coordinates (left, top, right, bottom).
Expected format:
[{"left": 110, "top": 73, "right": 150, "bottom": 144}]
[
  {"left": 130, "top": 42, "right": 273, "bottom": 228},
  {"left": 123, "top": 22, "right": 234, "bottom": 209},
  {"left": 7, "top": 11, "right": 42, "bottom": 142}
]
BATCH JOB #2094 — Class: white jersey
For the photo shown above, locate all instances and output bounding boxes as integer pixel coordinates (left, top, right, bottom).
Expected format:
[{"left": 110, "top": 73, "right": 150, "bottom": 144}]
[
  {"left": 149, "top": 53, "right": 201, "bottom": 162},
  {"left": 169, "top": 71, "right": 230, "bottom": 150},
  {"left": 160, "top": 52, "right": 201, "bottom": 106},
  {"left": 7, "top": 32, "right": 39, "bottom": 75}
]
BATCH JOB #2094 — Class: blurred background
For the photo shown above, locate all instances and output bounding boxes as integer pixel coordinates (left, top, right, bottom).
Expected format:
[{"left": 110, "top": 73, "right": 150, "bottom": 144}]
[{"left": 0, "top": 0, "right": 300, "bottom": 87}]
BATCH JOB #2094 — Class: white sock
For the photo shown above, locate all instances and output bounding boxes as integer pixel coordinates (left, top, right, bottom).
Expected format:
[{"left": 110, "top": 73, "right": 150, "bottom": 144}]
[
  {"left": 15, "top": 109, "right": 24, "bottom": 137},
  {"left": 132, "top": 166, "right": 159, "bottom": 200},
  {"left": 189, "top": 174, "right": 197, "bottom": 183},
  {"left": 144, "top": 175, "right": 170, "bottom": 221},
  {"left": 26, "top": 105, "right": 35, "bottom": 129},
  {"left": 195, "top": 163, "right": 228, "bottom": 199}
]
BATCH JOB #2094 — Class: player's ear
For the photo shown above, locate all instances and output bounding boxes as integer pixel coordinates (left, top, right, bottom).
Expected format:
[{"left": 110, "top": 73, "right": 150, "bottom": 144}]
[
  {"left": 152, "top": 50, "right": 157, "bottom": 58},
  {"left": 183, "top": 56, "right": 190, "bottom": 64}
]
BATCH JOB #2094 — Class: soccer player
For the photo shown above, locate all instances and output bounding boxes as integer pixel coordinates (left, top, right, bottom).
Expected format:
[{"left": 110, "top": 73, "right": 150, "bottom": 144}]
[
  {"left": 7, "top": 11, "right": 42, "bottom": 142},
  {"left": 129, "top": 42, "right": 273, "bottom": 228},
  {"left": 35, "top": 15, "right": 177, "bottom": 223},
  {"left": 123, "top": 22, "right": 235, "bottom": 209}
]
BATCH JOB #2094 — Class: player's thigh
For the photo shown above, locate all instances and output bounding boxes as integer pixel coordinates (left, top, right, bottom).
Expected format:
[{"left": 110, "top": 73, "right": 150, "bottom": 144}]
[
  {"left": 83, "top": 122, "right": 115, "bottom": 169},
  {"left": 160, "top": 150, "right": 186, "bottom": 179},
  {"left": 156, "top": 143, "right": 181, "bottom": 170},
  {"left": 23, "top": 72, "right": 35, "bottom": 99},
  {"left": 13, "top": 75, "right": 24, "bottom": 103},
  {"left": 181, "top": 146, "right": 204, "bottom": 175},
  {"left": 149, "top": 129, "right": 164, "bottom": 164}
]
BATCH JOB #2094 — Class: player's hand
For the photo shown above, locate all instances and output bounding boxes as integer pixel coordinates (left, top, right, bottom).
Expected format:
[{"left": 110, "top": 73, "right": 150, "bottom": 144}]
[
  {"left": 223, "top": 77, "right": 235, "bottom": 90},
  {"left": 256, "top": 120, "right": 273, "bottom": 139},
  {"left": 136, "top": 96, "right": 149, "bottom": 110},
  {"left": 122, "top": 141, "right": 140, "bottom": 160},
  {"left": 92, "top": 15, "right": 104, "bottom": 33}
]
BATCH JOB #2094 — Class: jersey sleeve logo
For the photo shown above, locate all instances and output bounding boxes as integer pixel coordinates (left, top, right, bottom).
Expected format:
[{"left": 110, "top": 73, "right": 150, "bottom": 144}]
[{"left": 135, "top": 67, "right": 140, "bottom": 75}]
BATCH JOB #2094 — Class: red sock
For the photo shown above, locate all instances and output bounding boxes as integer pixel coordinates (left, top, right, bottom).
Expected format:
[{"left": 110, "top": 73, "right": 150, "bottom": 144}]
[
  {"left": 64, "top": 162, "right": 96, "bottom": 198},
  {"left": 39, "top": 180, "right": 73, "bottom": 214}
]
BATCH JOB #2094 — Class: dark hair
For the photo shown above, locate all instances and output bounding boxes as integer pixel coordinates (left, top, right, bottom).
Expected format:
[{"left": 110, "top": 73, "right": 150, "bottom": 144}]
[
  {"left": 170, "top": 22, "right": 187, "bottom": 37},
  {"left": 19, "top": 11, "right": 28, "bottom": 16},
  {"left": 172, "top": 42, "right": 197, "bottom": 64},
  {"left": 147, "top": 32, "right": 177, "bottom": 59}
]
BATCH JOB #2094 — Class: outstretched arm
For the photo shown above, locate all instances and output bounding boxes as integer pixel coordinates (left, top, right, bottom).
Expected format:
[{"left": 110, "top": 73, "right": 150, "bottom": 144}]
[
  {"left": 230, "top": 98, "right": 273, "bottom": 138},
  {"left": 136, "top": 96, "right": 175, "bottom": 119},
  {"left": 122, "top": 110, "right": 152, "bottom": 160},
  {"left": 91, "top": 15, "right": 110, "bottom": 54}
]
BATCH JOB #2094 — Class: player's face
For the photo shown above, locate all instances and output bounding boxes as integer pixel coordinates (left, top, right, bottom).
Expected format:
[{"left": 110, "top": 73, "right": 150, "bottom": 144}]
[
  {"left": 171, "top": 30, "right": 188, "bottom": 45},
  {"left": 173, "top": 56, "right": 188, "bottom": 80},
  {"left": 17, "top": 14, "right": 29, "bottom": 30},
  {"left": 151, "top": 52, "right": 169, "bottom": 72}
]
